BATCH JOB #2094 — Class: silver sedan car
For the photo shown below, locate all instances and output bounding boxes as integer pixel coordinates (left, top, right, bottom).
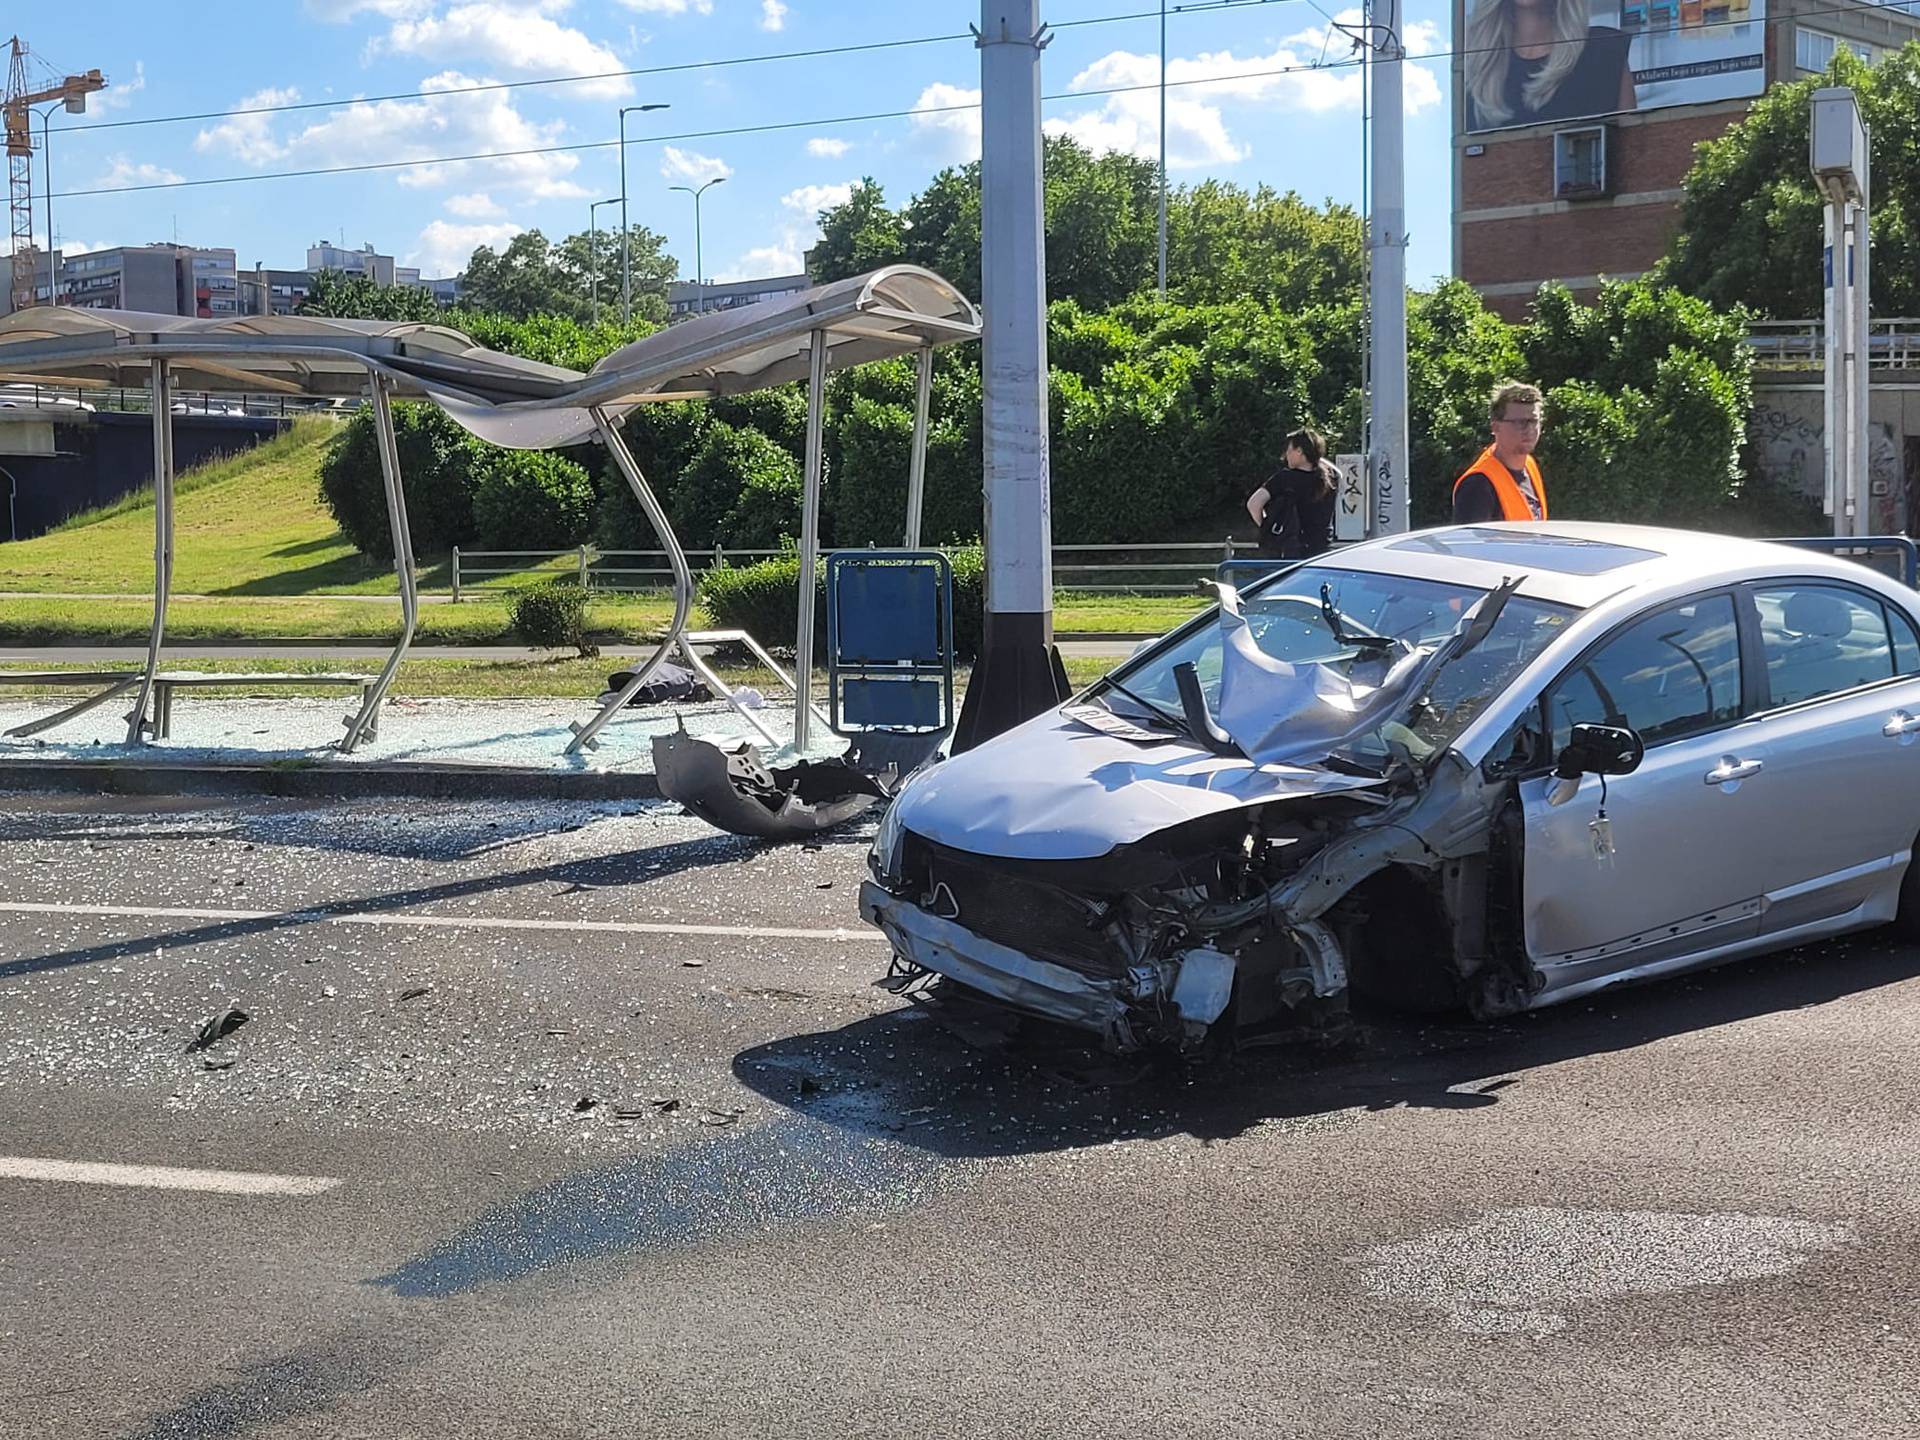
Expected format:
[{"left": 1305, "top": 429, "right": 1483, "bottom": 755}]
[{"left": 862, "top": 523, "right": 1920, "bottom": 1052}]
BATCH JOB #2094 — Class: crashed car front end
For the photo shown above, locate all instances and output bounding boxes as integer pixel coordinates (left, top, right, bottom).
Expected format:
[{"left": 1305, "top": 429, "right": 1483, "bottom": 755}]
[{"left": 860, "top": 566, "right": 1574, "bottom": 1053}]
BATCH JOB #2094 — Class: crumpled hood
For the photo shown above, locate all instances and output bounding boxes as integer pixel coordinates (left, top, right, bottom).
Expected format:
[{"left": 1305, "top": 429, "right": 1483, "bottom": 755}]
[{"left": 891, "top": 707, "right": 1385, "bottom": 861}]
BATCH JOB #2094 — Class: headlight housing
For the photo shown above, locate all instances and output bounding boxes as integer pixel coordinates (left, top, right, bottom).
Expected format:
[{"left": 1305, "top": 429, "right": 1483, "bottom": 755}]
[{"left": 868, "top": 790, "right": 910, "bottom": 886}]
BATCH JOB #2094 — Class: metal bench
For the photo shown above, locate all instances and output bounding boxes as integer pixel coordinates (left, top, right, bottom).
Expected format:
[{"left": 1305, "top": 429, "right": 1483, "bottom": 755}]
[
  {"left": 149, "top": 672, "right": 380, "bottom": 741},
  {"left": 0, "top": 670, "right": 146, "bottom": 739}
]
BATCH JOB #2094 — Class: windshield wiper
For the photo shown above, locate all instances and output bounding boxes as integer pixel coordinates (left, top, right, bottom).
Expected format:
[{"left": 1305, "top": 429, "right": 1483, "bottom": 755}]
[
  {"left": 1094, "top": 675, "right": 1193, "bottom": 739},
  {"left": 1320, "top": 583, "right": 1399, "bottom": 652}
]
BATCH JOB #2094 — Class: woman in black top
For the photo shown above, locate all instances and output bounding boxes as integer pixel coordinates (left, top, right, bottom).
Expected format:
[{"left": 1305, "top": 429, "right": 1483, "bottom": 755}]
[
  {"left": 1464, "top": 0, "right": 1636, "bottom": 132},
  {"left": 1246, "top": 428, "right": 1338, "bottom": 561}
]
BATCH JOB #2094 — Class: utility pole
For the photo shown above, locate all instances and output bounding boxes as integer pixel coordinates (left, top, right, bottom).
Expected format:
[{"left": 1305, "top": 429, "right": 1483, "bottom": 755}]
[
  {"left": 669, "top": 176, "right": 725, "bottom": 314},
  {"left": 589, "top": 196, "right": 620, "bottom": 326},
  {"left": 4, "top": 37, "right": 105, "bottom": 312},
  {"left": 1365, "top": 0, "right": 1409, "bottom": 537},
  {"left": 1811, "top": 87, "right": 1871, "bottom": 538},
  {"left": 954, "top": 0, "right": 1069, "bottom": 752},
  {"left": 617, "top": 102, "right": 669, "bottom": 325},
  {"left": 1157, "top": 0, "right": 1168, "bottom": 297}
]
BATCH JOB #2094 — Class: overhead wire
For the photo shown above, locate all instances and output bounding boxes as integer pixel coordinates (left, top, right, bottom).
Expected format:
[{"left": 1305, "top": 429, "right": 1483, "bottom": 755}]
[
  {"left": 52, "top": 0, "right": 1314, "bottom": 136},
  {"left": 43, "top": 0, "right": 1920, "bottom": 201}
]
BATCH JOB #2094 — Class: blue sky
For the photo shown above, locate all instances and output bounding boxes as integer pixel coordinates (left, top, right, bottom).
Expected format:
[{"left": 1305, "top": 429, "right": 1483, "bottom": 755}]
[{"left": 21, "top": 0, "right": 1454, "bottom": 286}]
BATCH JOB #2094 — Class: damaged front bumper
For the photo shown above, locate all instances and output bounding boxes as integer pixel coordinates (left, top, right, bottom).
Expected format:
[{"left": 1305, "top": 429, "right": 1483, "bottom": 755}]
[{"left": 858, "top": 879, "right": 1349, "bottom": 1054}]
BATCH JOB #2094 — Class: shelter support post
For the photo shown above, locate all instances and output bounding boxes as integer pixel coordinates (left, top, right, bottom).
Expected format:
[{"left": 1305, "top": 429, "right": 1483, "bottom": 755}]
[
  {"left": 793, "top": 331, "right": 829, "bottom": 751},
  {"left": 125, "top": 359, "right": 175, "bottom": 744},
  {"left": 340, "top": 376, "right": 418, "bottom": 752},
  {"left": 905, "top": 345, "right": 933, "bottom": 548},
  {"left": 566, "top": 406, "right": 695, "bottom": 755}
]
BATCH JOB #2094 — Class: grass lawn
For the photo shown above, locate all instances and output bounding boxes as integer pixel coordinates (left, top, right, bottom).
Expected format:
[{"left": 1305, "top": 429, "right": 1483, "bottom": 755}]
[
  {"left": 0, "top": 409, "right": 1207, "bottom": 641},
  {"left": 0, "top": 653, "right": 1117, "bottom": 702}
]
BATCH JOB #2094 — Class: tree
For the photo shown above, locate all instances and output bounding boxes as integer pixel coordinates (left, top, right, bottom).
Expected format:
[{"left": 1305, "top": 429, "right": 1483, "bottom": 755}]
[
  {"left": 297, "top": 269, "right": 441, "bottom": 322},
  {"left": 460, "top": 227, "right": 674, "bottom": 322},
  {"left": 1665, "top": 46, "right": 1920, "bottom": 316},
  {"left": 805, "top": 179, "right": 908, "bottom": 281}
]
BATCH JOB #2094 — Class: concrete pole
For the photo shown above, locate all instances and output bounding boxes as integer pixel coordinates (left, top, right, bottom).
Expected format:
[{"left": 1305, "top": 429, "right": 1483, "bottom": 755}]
[
  {"left": 906, "top": 345, "right": 933, "bottom": 547},
  {"left": 954, "top": 0, "right": 1069, "bottom": 752},
  {"left": 1367, "top": 0, "right": 1410, "bottom": 536},
  {"left": 1851, "top": 196, "right": 1872, "bottom": 537},
  {"left": 1157, "top": 0, "right": 1168, "bottom": 297},
  {"left": 1823, "top": 202, "right": 1843, "bottom": 526},
  {"left": 620, "top": 108, "right": 632, "bottom": 327}
]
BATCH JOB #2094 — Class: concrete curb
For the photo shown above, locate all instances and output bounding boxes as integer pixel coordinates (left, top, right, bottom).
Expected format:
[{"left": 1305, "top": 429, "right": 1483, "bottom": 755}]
[{"left": 0, "top": 760, "right": 663, "bottom": 803}]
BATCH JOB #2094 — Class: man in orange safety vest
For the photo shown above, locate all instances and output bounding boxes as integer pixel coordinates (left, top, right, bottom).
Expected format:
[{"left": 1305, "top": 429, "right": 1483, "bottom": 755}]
[{"left": 1453, "top": 381, "right": 1548, "bottom": 524}]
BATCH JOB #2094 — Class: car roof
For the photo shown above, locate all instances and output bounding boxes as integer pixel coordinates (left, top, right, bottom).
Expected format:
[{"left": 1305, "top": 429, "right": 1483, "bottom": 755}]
[{"left": 1314, "top": 521, "right": 1896, "bottom": 609}]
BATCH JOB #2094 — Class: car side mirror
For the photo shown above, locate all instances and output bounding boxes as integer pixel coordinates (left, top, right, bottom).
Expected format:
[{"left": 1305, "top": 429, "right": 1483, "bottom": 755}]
[{"left": 1553, "top": 722, "right": 1645, "bottom": 781}]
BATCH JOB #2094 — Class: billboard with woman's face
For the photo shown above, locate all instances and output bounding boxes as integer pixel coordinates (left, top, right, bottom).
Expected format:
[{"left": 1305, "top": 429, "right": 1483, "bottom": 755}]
[{"left": 1463, "top": 0, "right": 1768, "bottom": 133}]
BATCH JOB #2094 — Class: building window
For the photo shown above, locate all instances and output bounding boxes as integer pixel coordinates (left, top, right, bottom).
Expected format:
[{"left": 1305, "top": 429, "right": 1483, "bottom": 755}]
[
  {"left": 1554, "top": 126, "right": 1609, "bottom": 199},
  {"left": 1796, "top": 28, "right": 1874, "bottom": 73}
]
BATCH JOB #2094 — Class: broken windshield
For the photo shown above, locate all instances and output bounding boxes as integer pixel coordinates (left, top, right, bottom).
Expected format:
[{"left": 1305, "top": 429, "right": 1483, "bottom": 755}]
[{"left": 1096, "top": 566, "right": 1575, "bottom": 765}]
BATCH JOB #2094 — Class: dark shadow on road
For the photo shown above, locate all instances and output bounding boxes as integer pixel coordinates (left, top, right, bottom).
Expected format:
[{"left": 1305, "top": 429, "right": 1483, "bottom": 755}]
[{"left": 365, "top": 933, "right": 1920, "bottom": 1302}]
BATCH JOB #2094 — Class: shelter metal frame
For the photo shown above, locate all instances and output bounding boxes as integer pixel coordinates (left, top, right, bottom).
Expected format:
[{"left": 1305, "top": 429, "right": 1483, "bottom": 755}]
[{"left": 0, "top": 266, "right": 979, "bottom": 758}]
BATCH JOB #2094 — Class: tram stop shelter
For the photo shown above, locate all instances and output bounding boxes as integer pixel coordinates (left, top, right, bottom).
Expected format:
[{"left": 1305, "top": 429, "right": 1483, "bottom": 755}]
[{"left": 0, "top": 265, "right": 980, "bottom": 759}]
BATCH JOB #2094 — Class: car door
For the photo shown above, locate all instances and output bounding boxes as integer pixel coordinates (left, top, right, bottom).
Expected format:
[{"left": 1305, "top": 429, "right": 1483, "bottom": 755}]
[
  {"left": 1735, "top": 580, "right": 1920, "bottom": 937},
  {"left": 1518, "top": 591, "right": 1767, "bottom": 986}
]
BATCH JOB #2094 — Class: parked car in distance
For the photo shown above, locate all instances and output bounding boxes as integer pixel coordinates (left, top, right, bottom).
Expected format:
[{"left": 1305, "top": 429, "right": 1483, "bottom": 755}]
[{"left": 863, "top": 523, "right": 1920, "bottom": 1052}]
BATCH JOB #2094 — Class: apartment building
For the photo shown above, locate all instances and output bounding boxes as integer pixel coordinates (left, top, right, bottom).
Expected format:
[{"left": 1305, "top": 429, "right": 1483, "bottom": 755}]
[{"left": 1452, "top": 0, "right": 1920, "bottom": 317}]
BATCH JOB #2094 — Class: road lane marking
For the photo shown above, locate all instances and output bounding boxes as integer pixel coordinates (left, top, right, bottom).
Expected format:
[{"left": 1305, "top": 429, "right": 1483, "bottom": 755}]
[
  {"left": 0, "top": 899, "right": 888, "bottom": 944},
  {"left": 0, "top": 1156, "right": 341, "bottom": 1197}
]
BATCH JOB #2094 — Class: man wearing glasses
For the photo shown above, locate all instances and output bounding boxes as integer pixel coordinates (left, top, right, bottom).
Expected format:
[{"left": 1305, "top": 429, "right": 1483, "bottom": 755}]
[{"left": 1453, "top": 381, "right": 1549, "bottom": 523}]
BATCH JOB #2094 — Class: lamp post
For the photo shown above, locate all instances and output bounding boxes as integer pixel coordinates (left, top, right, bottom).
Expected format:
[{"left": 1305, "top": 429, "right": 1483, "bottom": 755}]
[
  {"left": 668, "top": 176, "right": 725, "bottom": 315},
  {"left": 34, "top": 105, "right": 58, "bottom": 303},
  {"left": 588, "top": 196, "right": 621, "bottom": 326},
  {"left": 618, "top": 102, "right": 671, "bottom": 324}
]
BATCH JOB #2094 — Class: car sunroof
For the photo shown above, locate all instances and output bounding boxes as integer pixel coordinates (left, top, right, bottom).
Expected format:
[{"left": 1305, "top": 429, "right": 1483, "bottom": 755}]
[{"left": 1385, "top": 529, "right": 1662, "bottom": 575}]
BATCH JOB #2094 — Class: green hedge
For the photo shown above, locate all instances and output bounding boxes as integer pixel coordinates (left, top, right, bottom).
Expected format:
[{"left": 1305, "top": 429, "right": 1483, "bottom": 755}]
[
  {"left": 699, "top": 546, "right": 983, "bottom": 660},
  {"left": 473, "top": 449, "right": 597, "bottom": 550}
]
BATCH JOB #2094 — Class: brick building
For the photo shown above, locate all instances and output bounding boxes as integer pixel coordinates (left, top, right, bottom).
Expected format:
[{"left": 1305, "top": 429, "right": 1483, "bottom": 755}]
[{"left": 1453, "top": 0, "right": 1920, "bottom": 318}]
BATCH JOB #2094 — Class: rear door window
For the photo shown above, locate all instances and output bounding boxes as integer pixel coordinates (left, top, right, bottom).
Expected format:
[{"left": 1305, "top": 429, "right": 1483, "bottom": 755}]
[
  {"left": 1752, "top": 584, "right": 1897, "bottom": 707},
  {"left": 1547, "top": 593, "right": 1743, "bottom": 751}
]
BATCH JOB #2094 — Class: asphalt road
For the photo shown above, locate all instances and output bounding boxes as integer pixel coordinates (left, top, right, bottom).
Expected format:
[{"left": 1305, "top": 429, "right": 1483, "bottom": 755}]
[{"left": 1, "top": 792, "right": 1916, "bottom": 1439}]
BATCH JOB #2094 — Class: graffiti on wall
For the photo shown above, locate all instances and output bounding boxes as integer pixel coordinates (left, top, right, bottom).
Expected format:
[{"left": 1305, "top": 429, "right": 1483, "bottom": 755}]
[{"left": 1749, "top": 397, "right": 1907, "bottom": 533}]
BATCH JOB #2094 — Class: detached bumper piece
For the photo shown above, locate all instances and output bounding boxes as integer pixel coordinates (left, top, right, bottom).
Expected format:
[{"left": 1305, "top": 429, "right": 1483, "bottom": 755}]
[{"left": 654, "top": 731, "right": 887, "bottom": 840}]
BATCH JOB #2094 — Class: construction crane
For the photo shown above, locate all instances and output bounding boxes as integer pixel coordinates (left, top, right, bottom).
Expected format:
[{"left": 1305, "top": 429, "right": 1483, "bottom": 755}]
[{"left": 5, "top": 37, "right": 106, "bottom": 312}]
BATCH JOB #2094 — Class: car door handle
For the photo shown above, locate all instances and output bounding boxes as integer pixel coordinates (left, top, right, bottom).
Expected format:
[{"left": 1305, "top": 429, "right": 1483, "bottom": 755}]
[
  {"left": 1705, "top": 757, "right": 1763, "bottom": 786},
  {"left": 1885, "top": 710, "right": 1920, "bottom": 737}
]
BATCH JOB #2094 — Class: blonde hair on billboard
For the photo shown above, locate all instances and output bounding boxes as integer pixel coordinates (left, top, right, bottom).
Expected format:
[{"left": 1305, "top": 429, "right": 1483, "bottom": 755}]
[{"left": 1465, "top": 0, "right": 1592, "bottom": 128}]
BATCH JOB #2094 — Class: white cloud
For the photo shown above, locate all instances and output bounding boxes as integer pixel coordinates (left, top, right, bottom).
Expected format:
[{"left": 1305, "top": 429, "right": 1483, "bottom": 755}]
[
  {"left": 659, "top": 145, "right": 731, "bottom": 183},
  {"left": 713, "top": 242, "right": 803, "bottom": 283},
  {"left": 760, "top": 0, "right": 787, "bottom": 30},
  {"left": 97, "top": 61, "right": 147, "bottom": 112},
  {"left": 909, "top": 82, "right": 981, "bottom": 162},
  {"left": 1046, "top": 22, "right": 1441, "bottom": 169},
  {"left": 806, "top": 137, "right": 850, "bottom": 158},
  {"left": 380, "top": 3, "right": 634, "bottom": 100},
  {"left": 446, "top": 191, "right": 504, "bottom": 217},
  {"left": 194, "top": 86, "right": 300, "bottom": 165},
  {"left": 209, "top": 72, "right": 587, "bottom": 200},
  {"left": 615, "top": 0, "right": 712, "bottom": 13},
  {"left": 780, "top": 182, "right": 851, "bottom": 217},
  {"left": 410, "top": 218, "right": 524, "bottom": 274},
  {"left": 96, "top": 155, "right": 185, "bottom": 190}
]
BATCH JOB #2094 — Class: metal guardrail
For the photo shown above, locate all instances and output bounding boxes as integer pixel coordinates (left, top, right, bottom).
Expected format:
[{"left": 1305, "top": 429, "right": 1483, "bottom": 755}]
[
  {"left": 0, "top": 380, "right": 332, "bottom": 419},
  {"left": 448, "top": 539, "right": 1255, "bottom": 599},
  {"left": 1778, "top": 534, "right": 1920, "bottom": 588},
  {"left": 1748, "top": 319, "right": 1920, "bottom": 372}
]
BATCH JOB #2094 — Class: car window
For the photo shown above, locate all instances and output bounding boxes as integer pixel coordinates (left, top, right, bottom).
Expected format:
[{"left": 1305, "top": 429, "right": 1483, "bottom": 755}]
[
  {"left": 1548, "top": 593, "right": 1742, "bottom": 751},
  {"left": 1891, "top": 603, "right": 1920, "bottom": 676},
  {"left": 1753, "top": 584, "right": 1897, "bottom": 707}
]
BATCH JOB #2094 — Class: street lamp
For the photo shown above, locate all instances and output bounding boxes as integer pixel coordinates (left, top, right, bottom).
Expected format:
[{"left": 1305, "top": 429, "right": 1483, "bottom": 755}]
[
  {"left": 668, "top": 176, "right": 725, "bottom": 315},
  {"left": 34, "top": 105, "right": 59, "bottom": 303},
  {"left": 618, "top": 102, "right": 671, "bottom": 324},
  {"left": 588, "top": 196, "right": 621, "bottom": 326}
]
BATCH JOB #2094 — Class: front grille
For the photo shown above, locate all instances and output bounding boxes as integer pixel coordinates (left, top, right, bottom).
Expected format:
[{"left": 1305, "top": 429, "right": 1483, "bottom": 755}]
[{"left": 923, "top": 847, "right": 1123, "bottom": 975}]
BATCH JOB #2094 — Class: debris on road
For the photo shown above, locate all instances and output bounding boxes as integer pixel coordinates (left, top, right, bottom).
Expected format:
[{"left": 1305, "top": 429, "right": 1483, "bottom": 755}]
[
  {"left": 573, "top": 1096, "right": 599, "bottom": 1113},
  {"left": 185, "top": 1009, "right": 250, "bottom": 1053},
  {"left": 398, "top": 986, "right": 433, "bottom": 1003},
  {"left": 652, "top": 730, "right": 886, "bottom": 841},
  {"left": 201, "top": 1057, "right": 236, "bottom": 1072}
]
